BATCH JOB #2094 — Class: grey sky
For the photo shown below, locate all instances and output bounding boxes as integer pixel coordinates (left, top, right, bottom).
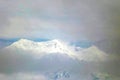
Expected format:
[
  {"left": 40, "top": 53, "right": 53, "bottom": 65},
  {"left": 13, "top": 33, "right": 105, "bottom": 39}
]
[
  {"left": 0, "top": 0, "right": 120, "bottom": 54},
  {"left": 0, "top": 0, "right": 120, "bottom": 79},
  {"left": 0, "top": 0, "right": 119, "bottom": 40}
]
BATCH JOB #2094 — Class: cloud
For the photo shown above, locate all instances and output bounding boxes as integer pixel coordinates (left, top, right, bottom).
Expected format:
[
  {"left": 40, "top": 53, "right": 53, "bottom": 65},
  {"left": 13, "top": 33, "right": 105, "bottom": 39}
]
[
  {"left": 0, "top": 43, "right": 120, "bottom": 79},
  {"left": 91, "top": 72, "right": 120, "bottom": 80},
  {"left": 0, "top": 0, "right": 120, "bottom": 41},
  {"left": 0, "top": 73, "right": 47, "bottom": 80},
  {"left": 0, "top": 0, "right": 120, "bottom": 78},
  {"left": 0, "top": 17, "right": 67, "bottom": 40}
]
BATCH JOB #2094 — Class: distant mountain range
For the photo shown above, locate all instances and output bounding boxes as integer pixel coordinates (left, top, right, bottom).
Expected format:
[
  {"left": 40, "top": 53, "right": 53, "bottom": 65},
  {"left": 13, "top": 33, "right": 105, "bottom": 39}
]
[
  {"left": 0, "top": 39, "right": 118, "bottom": 80},
  {"left": 4, "top": 39, "right": 108, "bottom": 62}
]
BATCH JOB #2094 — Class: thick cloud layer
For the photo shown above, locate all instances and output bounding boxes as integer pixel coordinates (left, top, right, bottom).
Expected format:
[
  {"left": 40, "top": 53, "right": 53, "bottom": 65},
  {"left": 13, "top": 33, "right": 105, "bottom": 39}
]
[
  {"left": 0, "top": 73, "right": 47, "bottom": 80},
  {"left": 0, "top": 0, "right": 120, "bottom": 54},
  {"left": 0, "top": 0, "right": 120, "bottom": 40},
  {"left": 0, "top": 0, "right": 120, "bottom": 79},
  {"left": 0, "top": 46, "right": 120, "bottom": 80}
]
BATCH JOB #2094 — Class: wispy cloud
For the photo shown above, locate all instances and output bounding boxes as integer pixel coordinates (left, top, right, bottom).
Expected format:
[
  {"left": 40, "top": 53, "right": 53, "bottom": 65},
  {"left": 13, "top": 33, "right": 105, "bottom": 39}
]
[
  {"left": 0, "top": 73, "right": 47, "bottom": 80},
  {"left": 0, "top": 0, "right": 120, "bottom": 41}
]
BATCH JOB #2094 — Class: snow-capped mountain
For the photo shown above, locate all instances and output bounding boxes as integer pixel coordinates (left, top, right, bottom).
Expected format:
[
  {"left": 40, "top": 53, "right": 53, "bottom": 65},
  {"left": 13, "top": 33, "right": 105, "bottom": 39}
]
[
  {"left": 5, "top": 39, "right": 108, "bottom": 62},
  {"left": 6, "top": 39, "right": 77, "bottom": 59},
  {"left": 76, "top": 46, "right": 108, "bottom": 61}
]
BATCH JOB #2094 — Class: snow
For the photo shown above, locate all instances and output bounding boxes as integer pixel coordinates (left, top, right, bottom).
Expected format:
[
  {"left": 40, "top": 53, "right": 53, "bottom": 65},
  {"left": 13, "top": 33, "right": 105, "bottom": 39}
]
[
  {"left": 6, "top": 39, "right": 77, "bottom": 59},
  {"left": 76, "top": 45, "right": 108, "bottom": 61},
  {"left": 5, "top": 39, "right": 108, "bottom": 62}
]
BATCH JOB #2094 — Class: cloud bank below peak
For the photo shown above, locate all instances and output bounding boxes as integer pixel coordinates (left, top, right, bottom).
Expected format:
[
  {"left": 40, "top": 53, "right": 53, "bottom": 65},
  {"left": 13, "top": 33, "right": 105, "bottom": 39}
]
[
  {"left": 0, "top": 39, "right": 119, "bottom": 80},
  {"left": 2, "top": 38, "right": 113, "bottom": 62}
]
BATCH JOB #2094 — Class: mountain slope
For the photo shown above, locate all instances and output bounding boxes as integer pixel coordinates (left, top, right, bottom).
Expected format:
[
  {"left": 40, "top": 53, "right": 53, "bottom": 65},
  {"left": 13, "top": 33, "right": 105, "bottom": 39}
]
[
  {"left": 5, "top": 39, "right": 108, "bottom": 62},
  {"left": 76, "top": 46, "right": 108, "bottom": 61},
  {"left": 6, "top": 39, "right": 77, "bottom": 59}
]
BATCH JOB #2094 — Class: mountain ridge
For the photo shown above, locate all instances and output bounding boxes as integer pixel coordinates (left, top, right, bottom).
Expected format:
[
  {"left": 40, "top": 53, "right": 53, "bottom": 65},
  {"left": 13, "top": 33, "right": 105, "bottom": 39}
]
[{"left": 5, "top": 39, "right": 108, "bottom": 62}]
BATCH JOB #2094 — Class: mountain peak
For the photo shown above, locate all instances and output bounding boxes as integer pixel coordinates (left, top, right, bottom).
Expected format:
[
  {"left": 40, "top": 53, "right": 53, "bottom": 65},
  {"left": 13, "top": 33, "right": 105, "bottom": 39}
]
[
  {"left": 17, "top": 38, "right": 33, "bottom": 43},
  {"left": 9, "top": 39, "right": 65, "bottom": 48},
  {"left": 19, "top": 38, "right": 29, "bottom": 41},
  {"left": 5, "top": 39, "right": 108, "bottom": 62},
  {"left": 51, "top": 39, "right": 66, "bottom": 43},
  {"left": 49, "top": 39, "right": 65, "bottom": 46},
  {"left": 7, "top": 39, "right": 75, "bottom": 55},
  {"left": 17, "top": 39, "right": 62, "bottom": 44},
  {"left": 9, "top": 39, "right": 34, "bottom": 47},
  {"left": 51, "top": 39, "right": 61, "bottom": 42}
]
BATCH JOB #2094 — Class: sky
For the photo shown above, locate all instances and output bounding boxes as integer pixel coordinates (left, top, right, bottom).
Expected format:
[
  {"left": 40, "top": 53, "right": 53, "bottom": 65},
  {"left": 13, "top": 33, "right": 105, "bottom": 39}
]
[
  {"left": 0, "top": 0, "right": 120, "bottom": 80},
  {"left": 0, "top": 0, "right": 120, "bottom": 54}
]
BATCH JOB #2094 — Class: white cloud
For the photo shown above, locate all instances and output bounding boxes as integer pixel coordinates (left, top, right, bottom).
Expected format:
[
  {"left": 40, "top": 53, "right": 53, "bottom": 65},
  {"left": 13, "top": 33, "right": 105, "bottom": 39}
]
[
  {"left": 0, "top": 17, "right": 70, "bottom": 40},
  {"left": 92, "top": 72, "right": 120, "bottom": 80},
  {"left": 4, "top": 38, "right": 111, "bottom": 62},
  {"left": 1, "top": 0, "right": 120, "bottom": 42},
  {"left": 0, "top": 73, "right": 47, "bottom": 80},
  {"left": 0, "top": 16, "right": 84, "bottom": 41}
]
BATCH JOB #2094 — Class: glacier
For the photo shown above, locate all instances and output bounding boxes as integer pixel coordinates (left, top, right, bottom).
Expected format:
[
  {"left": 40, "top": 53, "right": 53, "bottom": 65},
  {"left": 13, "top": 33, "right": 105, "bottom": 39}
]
[
  {"left": 5, "top": 38, "right": 108, "bottom": 62},
  {"left": 0, "top": 39, "right": 118, "bottom": 80}
]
